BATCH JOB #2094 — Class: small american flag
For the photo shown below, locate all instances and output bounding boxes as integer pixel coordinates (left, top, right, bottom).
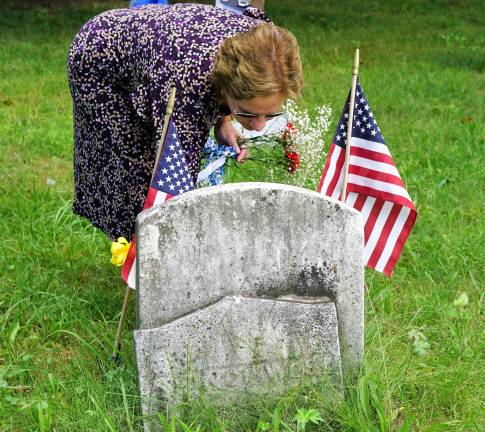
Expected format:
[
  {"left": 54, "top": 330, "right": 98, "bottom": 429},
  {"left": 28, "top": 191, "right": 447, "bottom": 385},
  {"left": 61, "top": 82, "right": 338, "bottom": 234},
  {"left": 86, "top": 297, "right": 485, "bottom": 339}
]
[
  {"left": 318, "top": 81, "right": 416, "bottom": 276},
  {"left": 122, "top": 119, "right": 195, "bottom": 288}
]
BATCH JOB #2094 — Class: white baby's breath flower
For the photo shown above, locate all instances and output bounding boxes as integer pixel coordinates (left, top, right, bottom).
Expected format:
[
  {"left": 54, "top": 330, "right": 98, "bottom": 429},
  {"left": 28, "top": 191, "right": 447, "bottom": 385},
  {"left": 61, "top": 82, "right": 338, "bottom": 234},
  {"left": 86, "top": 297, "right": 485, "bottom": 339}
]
[{"left": 267, "top": 100, "right": 332, "bottom": 189}]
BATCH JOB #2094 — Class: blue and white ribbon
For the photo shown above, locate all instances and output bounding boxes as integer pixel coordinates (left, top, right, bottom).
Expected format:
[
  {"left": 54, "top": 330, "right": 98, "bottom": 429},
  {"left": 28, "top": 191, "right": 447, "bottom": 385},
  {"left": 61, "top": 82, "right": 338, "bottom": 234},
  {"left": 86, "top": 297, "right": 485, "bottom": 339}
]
[{"left": 197, "top": 138, "right": 237, "bottom": 186}]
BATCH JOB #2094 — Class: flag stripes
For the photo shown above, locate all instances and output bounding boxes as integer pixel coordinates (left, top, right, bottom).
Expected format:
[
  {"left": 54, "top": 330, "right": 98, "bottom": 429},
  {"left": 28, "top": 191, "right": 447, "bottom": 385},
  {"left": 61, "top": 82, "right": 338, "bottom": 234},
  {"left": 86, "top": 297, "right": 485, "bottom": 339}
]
[
  {"left": 121, "top": 239, "right": 137, "bottom": 288},
  {"left": 318, "top": 144, "right": 346, "bottom": 199}
]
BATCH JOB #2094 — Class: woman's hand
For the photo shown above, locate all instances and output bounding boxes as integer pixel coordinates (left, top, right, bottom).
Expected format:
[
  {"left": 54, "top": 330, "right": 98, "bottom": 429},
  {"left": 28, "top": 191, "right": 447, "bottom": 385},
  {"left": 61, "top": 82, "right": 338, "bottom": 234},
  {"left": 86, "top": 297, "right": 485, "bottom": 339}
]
[{"left": 214, "top": 116, "right": 248, "bottom": 163}]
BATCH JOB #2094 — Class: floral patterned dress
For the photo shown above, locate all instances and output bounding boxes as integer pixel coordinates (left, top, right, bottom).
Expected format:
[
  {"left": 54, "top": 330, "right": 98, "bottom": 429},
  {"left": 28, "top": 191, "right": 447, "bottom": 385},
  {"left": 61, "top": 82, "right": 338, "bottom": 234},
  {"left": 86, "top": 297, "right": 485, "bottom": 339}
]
[{"left": 68, "top": 4, "right": 268, "bottom": 240}]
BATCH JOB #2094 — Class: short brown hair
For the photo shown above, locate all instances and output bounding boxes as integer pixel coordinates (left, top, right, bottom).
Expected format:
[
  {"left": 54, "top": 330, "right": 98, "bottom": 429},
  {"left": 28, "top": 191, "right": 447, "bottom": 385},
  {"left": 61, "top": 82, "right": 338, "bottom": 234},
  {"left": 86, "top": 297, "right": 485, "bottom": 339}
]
[{"left": 211, "top": 23, "right": 303, "bottom": 101}]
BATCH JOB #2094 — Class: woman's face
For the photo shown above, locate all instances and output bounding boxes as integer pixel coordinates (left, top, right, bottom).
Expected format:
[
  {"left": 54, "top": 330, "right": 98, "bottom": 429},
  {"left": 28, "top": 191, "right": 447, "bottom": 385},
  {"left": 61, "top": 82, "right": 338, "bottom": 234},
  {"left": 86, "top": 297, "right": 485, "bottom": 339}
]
[{"left": 230, "top": 92, "right": 286, "bottom": 132}]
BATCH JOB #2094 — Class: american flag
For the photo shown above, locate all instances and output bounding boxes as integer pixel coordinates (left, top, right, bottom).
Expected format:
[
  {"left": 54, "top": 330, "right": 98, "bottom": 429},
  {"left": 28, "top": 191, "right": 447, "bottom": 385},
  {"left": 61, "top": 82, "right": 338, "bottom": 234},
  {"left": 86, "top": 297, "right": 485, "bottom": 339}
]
[
  {"left": 122, "top": 119, "right": 194, "bottom": 288},
  {"left": 318, "top": 81, "right": 416, "bottom": 276}
]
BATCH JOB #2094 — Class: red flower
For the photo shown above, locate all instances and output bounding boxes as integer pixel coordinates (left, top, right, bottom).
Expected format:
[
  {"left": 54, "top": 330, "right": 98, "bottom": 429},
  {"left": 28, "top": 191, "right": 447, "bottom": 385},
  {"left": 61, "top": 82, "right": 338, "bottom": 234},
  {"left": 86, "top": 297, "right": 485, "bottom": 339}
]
[{"left": 285, "top": 150, "right": 300, "bottom": 174}]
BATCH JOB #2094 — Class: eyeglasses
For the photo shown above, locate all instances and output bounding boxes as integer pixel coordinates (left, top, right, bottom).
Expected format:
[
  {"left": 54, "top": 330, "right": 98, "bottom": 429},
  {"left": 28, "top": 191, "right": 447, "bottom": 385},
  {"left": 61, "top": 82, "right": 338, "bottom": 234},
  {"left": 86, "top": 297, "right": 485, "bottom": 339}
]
[{"left": 231, "top": 97, "right": 286, "bottom": 120}]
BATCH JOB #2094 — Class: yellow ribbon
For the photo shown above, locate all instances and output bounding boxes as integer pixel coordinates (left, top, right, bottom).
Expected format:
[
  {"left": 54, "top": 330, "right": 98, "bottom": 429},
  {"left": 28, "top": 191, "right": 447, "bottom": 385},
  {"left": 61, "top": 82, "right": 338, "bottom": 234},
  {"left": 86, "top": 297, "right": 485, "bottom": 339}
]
[{"left": 110, "top": 237, "right": 130, "bottom": 266}]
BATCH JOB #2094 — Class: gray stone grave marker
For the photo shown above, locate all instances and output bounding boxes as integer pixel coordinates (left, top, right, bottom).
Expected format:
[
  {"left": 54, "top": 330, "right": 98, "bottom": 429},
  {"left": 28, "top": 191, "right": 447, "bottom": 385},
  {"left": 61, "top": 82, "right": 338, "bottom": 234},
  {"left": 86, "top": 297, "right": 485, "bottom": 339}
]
[{"left": 134, "top": 182, "right": 364, "bottom": 429}]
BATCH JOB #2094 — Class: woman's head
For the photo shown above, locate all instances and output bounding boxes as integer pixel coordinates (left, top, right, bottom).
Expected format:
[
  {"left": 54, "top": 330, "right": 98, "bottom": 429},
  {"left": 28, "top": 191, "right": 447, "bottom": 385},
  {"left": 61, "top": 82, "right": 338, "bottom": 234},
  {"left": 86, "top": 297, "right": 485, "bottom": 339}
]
[{"left": 211, "top": 22, "right": 303, "bottom": 103}]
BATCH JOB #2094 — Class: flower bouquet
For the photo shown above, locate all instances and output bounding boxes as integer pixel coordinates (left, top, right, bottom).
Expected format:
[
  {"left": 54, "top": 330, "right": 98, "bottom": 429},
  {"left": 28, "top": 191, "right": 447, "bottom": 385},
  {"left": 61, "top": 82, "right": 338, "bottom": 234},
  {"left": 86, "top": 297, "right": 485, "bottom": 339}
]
[
  {"left": 235, "top": 120, "right": 300, "bottom": 170},
  {"left": 198, "top": 100, "right": 332, "bottom": 189}
]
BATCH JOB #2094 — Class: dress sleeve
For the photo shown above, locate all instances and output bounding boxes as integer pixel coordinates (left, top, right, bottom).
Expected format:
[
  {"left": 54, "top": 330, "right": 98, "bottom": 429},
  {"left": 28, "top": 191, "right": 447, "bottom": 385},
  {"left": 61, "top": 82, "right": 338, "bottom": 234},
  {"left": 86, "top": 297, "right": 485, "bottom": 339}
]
[{"left": 242, "top": 7, "right": 271, "bottom": 23}]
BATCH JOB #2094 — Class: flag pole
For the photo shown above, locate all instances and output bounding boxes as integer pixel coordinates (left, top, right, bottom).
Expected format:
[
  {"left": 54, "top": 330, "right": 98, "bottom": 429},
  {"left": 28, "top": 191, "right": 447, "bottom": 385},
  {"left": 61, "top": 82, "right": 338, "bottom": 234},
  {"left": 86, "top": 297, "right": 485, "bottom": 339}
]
[
  {"left": 340, "top": 49, "right": 360, "bottom": 202},
  {"left": 151, "top": 87, "right": 177, "bottom": 183},
  {"left": 111, "top": 87, "right": 177, "bottom": 363}
]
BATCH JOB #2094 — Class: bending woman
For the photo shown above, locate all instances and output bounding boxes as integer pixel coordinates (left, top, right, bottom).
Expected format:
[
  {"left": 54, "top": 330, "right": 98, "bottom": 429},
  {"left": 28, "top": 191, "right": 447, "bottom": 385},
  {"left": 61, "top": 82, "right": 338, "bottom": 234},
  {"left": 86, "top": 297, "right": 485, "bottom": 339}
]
[{"left": 68, "top": 3, "right": 303, "bottom": 240}]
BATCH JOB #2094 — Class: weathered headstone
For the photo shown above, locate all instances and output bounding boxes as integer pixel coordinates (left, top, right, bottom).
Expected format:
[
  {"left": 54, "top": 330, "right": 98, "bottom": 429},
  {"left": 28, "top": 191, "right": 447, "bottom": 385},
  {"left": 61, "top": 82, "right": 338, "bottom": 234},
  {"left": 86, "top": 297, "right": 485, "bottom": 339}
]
[{"left": 134, "top": 183, "right": 364, "bottom": 428}]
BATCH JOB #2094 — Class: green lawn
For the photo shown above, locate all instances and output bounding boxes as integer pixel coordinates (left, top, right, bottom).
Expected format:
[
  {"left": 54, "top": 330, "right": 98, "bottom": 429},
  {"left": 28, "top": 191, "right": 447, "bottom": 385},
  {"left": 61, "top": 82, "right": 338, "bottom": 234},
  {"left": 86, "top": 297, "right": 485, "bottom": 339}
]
[{"left": 0, "top": 0, "right": 484, "bottom": 430}]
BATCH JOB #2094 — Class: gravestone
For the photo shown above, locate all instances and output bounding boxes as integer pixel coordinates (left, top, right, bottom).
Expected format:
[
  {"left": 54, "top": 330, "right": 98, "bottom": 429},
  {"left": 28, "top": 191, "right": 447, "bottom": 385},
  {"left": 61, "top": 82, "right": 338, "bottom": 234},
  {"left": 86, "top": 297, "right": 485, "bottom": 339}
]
[{"left": 134, "top": 183, "right": 364, "bottom": 428}]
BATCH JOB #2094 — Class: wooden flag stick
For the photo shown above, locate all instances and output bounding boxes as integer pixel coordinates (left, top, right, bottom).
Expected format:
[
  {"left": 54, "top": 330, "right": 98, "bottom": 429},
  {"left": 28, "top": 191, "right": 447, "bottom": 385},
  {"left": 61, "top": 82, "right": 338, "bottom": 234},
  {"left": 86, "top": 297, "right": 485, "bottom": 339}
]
[
  {"left": 340, "top": 49, "right": 360, "bottom": 202},
  {"left": 111, "top": 283, "right": 131, "bottom": 363},
  {"left": 111, "top": 87, "right": 177, "bottom": 363},
  {"left": 151, "top": 87, "right": 177, "bottom": 183}
]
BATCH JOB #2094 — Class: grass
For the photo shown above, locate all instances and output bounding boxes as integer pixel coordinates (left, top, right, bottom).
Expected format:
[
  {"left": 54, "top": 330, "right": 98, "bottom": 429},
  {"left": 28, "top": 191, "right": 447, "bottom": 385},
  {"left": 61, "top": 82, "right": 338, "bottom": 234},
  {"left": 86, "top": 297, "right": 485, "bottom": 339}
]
[{"left": 0, "top": 0, "right": 484, "bottom": 430}]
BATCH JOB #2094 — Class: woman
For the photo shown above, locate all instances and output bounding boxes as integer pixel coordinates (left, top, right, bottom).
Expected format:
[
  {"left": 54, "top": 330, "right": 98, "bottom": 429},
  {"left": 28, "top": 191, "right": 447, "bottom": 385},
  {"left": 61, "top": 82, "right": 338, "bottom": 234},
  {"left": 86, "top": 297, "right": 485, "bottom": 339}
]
[{"left": 68, "top": 3, "right": 303, "bottom": 240}]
